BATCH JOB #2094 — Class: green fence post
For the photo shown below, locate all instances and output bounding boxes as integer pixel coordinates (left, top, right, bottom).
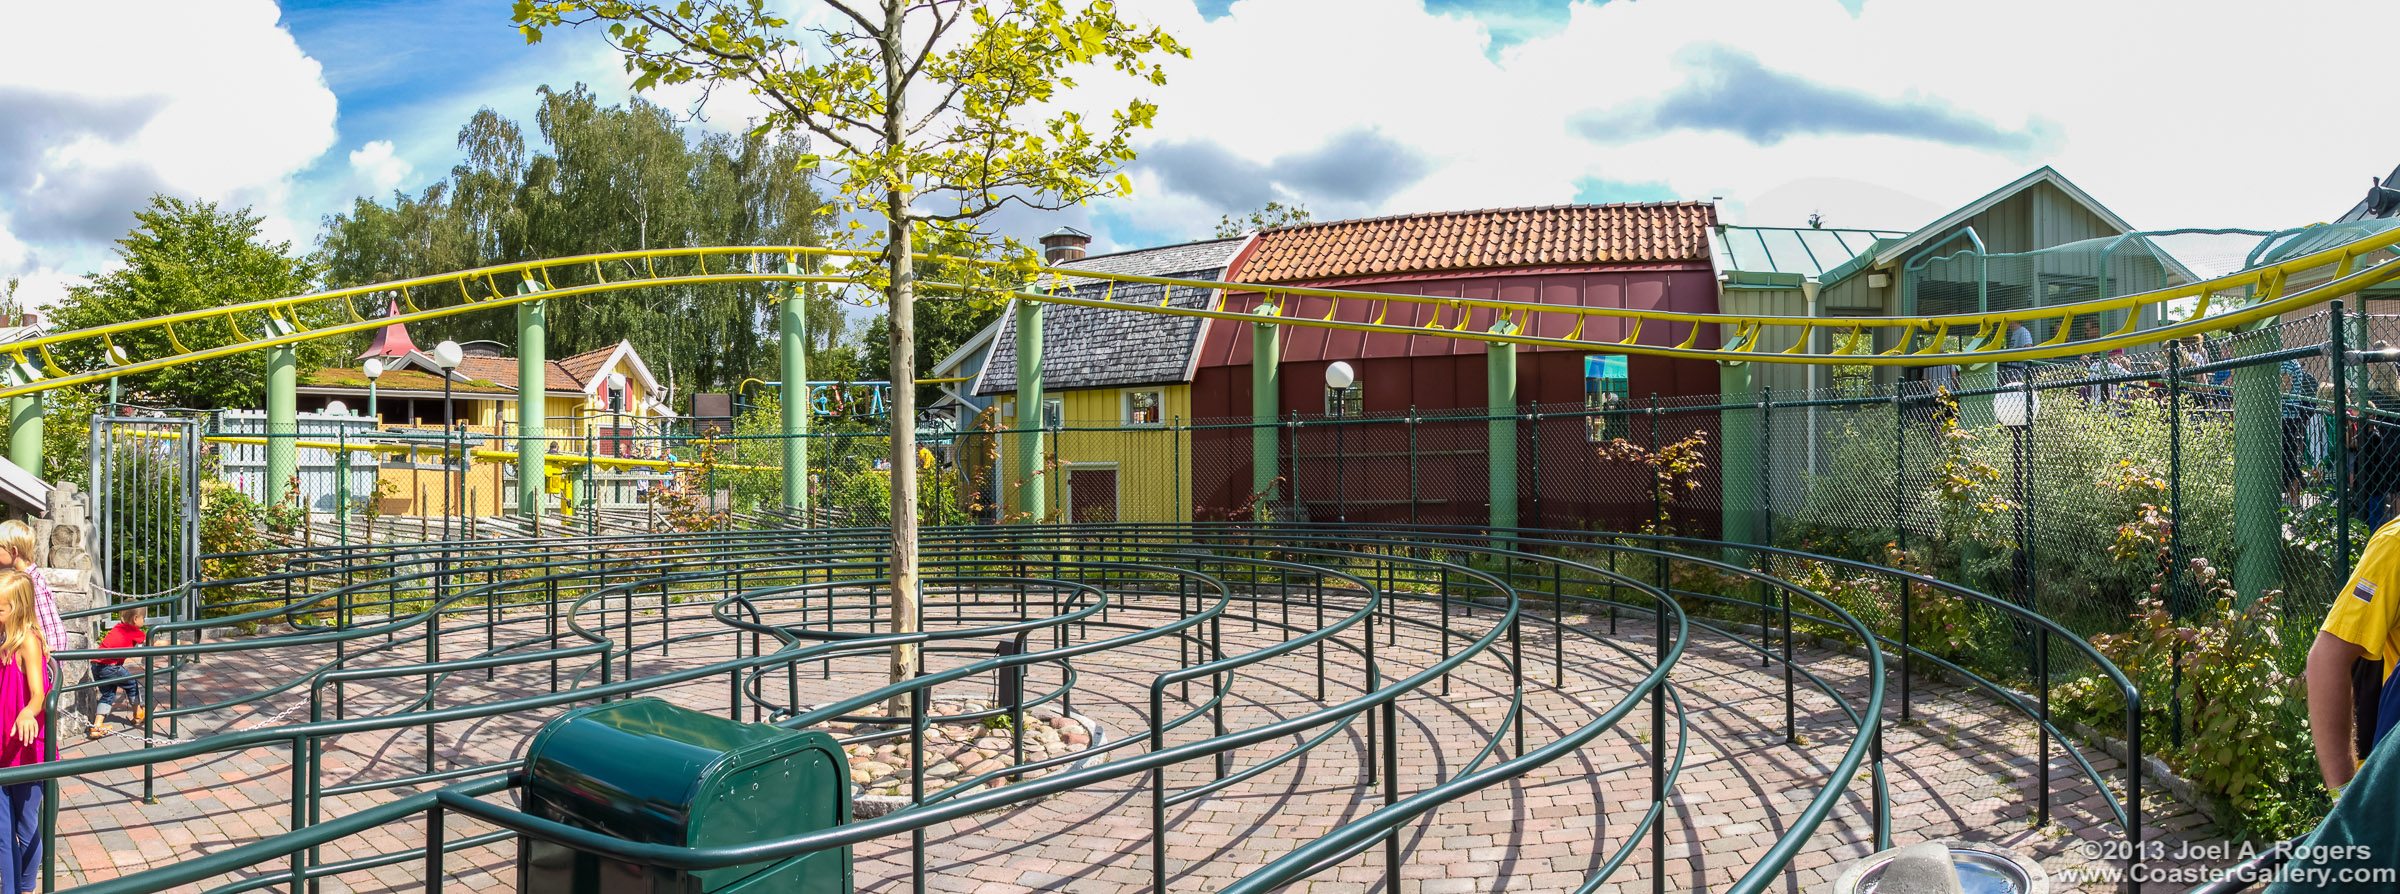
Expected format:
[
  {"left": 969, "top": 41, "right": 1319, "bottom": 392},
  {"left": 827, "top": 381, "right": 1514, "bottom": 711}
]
[
  {"left": 1251, "top": 307, "right": 1281, "bottom": 497},
  {"left": 4, "top": 365, "right": 40, "bottom": 479},
  {"left": 267, "top": 317, "right": 298, "bottom": 507},
  {"left": 779, "top": 262, "right": 810, "bottom": 514},
  {"left": 1486, "top": 323, "right": 1519, "bottom": 533},
  {"left": 1719, "top": 360, "right": 1758, "bottom": 549},
  {"left": 1015, "top": 299, "right": 1045, "bottom": 523},
  {"left": 516, "top": 281, "right": 548, "bottom": 520},
  {"left": 2226, "top": 328, "right": 2293, "bottom": 600}
]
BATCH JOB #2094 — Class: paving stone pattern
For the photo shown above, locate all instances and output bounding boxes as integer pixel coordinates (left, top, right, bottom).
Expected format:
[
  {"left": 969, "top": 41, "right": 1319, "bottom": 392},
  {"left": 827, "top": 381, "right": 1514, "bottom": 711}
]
[{"left": 45, "top": 591, "right": 2230, "bottom": 893}]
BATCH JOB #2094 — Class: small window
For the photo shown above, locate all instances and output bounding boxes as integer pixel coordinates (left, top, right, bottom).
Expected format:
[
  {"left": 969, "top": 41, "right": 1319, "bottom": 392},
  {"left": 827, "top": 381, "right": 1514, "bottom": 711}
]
[
  {"left": 1323, "top": 382, "right": 1364, "bottom": 416},
  {"left": 1124, "top": 390, "right": 1164, "bottom": 425},
  {"left": 1584, "top": 354, "right": 1628, "bottom": 441},
  {"left": 1042, "top": 398, "right": 1064, "bottom": 429}
]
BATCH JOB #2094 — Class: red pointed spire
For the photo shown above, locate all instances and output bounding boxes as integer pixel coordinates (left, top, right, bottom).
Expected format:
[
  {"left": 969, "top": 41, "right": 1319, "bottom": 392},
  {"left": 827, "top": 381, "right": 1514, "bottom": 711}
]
[{"left": 356, "top": 297, "right": 418, "bottom": 360}]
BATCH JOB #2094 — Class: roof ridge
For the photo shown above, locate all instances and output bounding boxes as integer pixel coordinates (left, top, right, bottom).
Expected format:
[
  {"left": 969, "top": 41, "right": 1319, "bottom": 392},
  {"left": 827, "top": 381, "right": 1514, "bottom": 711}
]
[{"left": 1267, "top": 200, "right": 1712, "bottom": 234}]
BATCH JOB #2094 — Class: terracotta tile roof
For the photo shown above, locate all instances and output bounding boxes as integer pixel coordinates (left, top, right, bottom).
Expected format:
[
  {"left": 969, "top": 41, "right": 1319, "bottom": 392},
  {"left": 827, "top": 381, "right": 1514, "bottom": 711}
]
[
  {"left": 1236, "top": 201, "right": 1716, "bottom": 283},
  {"left": 440, "top": 348, "right": 613, "bottom": 394},
  {"left": 556, "top": 346, "right": 619, "bottom": 388}
]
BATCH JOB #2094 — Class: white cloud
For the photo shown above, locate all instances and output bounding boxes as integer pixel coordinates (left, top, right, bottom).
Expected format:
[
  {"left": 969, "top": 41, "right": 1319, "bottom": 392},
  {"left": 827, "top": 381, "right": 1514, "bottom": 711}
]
[
  {"left": 1052, "top": 0, "right": 2400, "bottom": 247},
  {"left": 0, "top": 0, "right": 337, "bottom": 311},
  {"left": 346, "top": 140, "right": 413, "bottom": 195}
]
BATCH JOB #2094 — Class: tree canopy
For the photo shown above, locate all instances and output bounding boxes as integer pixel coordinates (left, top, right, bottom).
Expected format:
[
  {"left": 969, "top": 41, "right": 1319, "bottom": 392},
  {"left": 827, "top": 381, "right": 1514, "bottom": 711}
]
[
  {"left": 514, "top": 0, "right": 1187, "bottom": 695},
  {"left": 52, "top": 197, "right": 330, "bottom": 411},
  {"left": 316, "top": 84, "right": 837, "bottom": 399},
  {"left": 1215, "top": 201, "right": 1311, "bottom": 238}
]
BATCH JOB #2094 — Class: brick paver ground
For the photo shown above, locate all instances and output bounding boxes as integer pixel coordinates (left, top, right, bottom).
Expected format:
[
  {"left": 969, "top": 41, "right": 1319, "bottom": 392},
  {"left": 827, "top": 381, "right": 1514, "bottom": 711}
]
[{"left": 39, "top": 585, "right": 2230, "bottom": 893}]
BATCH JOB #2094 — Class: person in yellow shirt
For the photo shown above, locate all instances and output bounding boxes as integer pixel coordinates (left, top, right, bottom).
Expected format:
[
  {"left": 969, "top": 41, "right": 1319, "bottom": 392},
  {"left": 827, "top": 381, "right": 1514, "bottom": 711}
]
[{"left": 2308, "top": 522, "right": 2400, "bottom": 794}]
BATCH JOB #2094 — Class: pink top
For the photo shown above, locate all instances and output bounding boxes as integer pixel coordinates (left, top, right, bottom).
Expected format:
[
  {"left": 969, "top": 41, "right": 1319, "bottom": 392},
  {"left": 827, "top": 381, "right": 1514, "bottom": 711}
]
[{"left": 0, "top": 651, "right": 49, "bottom": 767}]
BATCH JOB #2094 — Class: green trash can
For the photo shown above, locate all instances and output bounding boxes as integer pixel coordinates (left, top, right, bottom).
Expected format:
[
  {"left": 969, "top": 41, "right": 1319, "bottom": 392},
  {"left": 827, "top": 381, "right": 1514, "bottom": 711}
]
[{"left": 518, "top": 697, "right": 852, "bottom": 894}]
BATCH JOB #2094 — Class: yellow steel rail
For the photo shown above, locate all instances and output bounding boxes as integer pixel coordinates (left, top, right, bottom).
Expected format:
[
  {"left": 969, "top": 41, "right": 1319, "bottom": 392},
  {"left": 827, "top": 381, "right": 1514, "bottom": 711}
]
[
  {"left": 13, "top": 222, "right": 2400, "bottom": 403},
  {"left": 199, "top": 434, "right": 778, "bottom": 473}
]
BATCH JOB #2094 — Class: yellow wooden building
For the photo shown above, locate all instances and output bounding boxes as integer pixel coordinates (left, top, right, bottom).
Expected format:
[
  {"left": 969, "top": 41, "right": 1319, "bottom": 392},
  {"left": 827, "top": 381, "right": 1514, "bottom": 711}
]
[
  {"left": 972, "top": 232, "right": 1245, "bottom": 523},
  {"left": 298, "top": 310, "right": 673, "bottom": 517}
]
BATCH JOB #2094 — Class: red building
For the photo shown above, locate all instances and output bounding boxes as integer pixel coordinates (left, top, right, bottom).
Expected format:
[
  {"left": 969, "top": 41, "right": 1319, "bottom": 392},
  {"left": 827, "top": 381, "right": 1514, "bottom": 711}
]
[{"left": 1188, "top": 202, "right": 1723, "bottom": 526}]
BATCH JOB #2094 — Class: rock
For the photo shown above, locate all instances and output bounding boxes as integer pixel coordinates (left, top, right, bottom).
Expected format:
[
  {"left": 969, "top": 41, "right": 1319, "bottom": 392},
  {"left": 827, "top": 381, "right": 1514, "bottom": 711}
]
[
  {"left": 856, "top": 761, "right": 894, "bottom": 778},
  {"left": 972, "top": 736, "right": 1011, "bottom": 751},
  {"left": 925, "top": 761, "right": 959, "bottom": 777},
  {"left": 1063, "top": 732, "right": 1089, "bottom": 747},
  {"left": 1048, "top": 716, "right": 1075, "bottom": 730},
  {"left": 850, "top": 767, "right": 873, "bottom": 784},
  {"left": 1864, "top": 843, "right": 1964, "bottom": 894},
  {"left": 966, "top": 759, "right": 1007, "bottom": 777}
]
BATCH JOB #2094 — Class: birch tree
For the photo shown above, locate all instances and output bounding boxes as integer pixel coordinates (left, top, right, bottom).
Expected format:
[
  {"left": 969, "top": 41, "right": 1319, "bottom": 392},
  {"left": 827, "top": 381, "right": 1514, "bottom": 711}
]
[{"left": 513, "top": 0, "right": 1184, "bottom": 698}]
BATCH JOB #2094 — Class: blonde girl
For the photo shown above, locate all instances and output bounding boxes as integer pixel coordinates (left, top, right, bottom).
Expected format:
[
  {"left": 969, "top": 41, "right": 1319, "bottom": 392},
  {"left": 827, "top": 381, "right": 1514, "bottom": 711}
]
[{"left": 0, "top": 572, "right": 46, "bottom": 894}]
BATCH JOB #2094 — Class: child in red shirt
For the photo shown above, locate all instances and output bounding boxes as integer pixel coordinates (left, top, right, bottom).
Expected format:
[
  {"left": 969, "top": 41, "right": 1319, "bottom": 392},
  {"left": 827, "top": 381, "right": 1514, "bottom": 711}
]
[{"left": 88, "top": 607, "right": 145, "bottom": 739}]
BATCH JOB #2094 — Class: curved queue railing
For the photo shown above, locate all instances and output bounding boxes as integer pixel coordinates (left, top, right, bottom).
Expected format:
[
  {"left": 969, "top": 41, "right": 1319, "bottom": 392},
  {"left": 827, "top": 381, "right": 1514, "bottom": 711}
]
[{"left": 18, "top": 521, "right": 2145, "bottom": 894}]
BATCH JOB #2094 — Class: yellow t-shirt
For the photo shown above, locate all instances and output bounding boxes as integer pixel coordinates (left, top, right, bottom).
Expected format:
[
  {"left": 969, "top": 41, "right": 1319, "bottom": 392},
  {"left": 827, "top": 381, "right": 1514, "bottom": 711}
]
[{"left": 2325, "top": 522, "right": 2400, "bottom": 689}]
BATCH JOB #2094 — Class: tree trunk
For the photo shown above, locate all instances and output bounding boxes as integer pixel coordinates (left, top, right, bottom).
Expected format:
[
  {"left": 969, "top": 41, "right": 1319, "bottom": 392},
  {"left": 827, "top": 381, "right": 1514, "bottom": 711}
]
[{"left": 882, "top": 1, "right": 922, "bottom": 713}]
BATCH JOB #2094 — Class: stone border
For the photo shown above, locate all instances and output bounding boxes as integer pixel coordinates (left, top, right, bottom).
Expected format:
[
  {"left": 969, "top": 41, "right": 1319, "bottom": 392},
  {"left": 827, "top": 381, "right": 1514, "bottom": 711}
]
[{"left": 834, "top": 703, "right": 1110, "bottom": 820}]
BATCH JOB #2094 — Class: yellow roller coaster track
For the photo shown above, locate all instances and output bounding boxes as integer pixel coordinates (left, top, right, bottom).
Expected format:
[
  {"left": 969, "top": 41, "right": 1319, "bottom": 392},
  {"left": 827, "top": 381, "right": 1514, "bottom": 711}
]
[{"left": 11, "top": 223, "right": 2400, "bottom": 403}]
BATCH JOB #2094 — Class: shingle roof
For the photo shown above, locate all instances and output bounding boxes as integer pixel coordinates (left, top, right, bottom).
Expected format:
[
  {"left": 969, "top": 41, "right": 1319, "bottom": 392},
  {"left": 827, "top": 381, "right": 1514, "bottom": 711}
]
[
  {"left": 1237, "top": 202, "right": 1715, "bottom": 283},
  {"left": 978, "top": 237, "right": 1246, "bottom": 396},
  {"left": 307, "top": 343, "right": 624, "bottom": 398},
  {"left": 301, "top": 367, "right": 513, "bottom": 395}
]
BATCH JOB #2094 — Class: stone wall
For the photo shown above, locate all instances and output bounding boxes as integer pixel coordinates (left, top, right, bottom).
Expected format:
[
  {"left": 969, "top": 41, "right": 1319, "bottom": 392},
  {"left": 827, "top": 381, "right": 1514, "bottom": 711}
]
[{"left": 29, "top": 483, "right": 96, "bottom": 721}]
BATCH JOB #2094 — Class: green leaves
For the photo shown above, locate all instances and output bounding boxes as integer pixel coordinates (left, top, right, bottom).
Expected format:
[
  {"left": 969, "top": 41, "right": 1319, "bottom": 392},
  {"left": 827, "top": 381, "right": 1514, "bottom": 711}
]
[{"left": 54, "top": 197, "right": 324, "bottom": 411}]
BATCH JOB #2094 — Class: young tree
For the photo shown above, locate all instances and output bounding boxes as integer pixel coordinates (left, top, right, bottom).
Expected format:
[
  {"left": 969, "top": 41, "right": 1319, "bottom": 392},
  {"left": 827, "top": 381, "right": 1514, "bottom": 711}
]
[
  {"left": 514, "top": 0, "right": 1186, "bottom": 698},
  {"left": 53, "top": 197, "right": 330, "bottom": 410}
]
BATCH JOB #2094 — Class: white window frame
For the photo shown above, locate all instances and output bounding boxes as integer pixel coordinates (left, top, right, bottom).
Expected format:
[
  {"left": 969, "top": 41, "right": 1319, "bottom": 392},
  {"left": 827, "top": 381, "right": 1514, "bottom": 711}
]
[
  {"left": 1042, "top": 397, "right": 1064, "bottom": 430},
  {"left": 1122, "top": 388, "right": 1166, "bottom": 426}
]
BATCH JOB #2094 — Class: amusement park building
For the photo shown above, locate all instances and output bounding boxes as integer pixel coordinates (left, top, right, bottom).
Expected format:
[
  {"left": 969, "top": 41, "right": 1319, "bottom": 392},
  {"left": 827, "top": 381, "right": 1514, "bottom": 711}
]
[
  {"left": 973, "top": 230, "right": 1249, "bottom": 523},
  {"left": 1188, "top": 201, "right": 1723, "bottom": 525},
  {"left": 293, "top": 310, "right": 673, "bottom": 517}
]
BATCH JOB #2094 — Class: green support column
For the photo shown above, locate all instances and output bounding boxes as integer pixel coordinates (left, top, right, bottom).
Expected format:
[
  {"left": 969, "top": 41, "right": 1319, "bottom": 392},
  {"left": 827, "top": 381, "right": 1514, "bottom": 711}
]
[
  {"left": 779, "top": 264, "right": 810, "bottom": 513},
  {"left": 5, "top": 365, "right": 40, "bottom": 479},
  {"left": 1719, "top": 361, "right": 1759, "bottom": 546},
  {"left": 515, "top": 282, "right": 547, "bottom": 519},
  {"left": 266, "top": 318, "right": 298, "bottom": 507},
  {"left": 2231, "top": 322, "right": 2286, "bottom": 599},
  {"left": 1487, "top": 323, "right": 1519, "bottom": 532},
  {"left": 1015, "top": 299, "right": 1045, "bottom": 523},
  {"left": 1251, "top": 308, "right": 1281, "bottom": 496}
]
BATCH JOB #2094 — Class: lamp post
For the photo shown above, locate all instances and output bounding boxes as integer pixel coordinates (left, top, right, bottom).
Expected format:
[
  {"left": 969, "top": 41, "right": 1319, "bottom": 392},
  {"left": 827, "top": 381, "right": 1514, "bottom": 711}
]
[
  {"left": 434, "top": 340, "right": 464, "bottom": 544},
  {"left": 608, "top": 372, "right": 628, "bottom": 509},
  {"left": 363, "top": 358, "right": 384, "bottom": 422},
  {"left": 1325, "top": 361, "right": 1356, "bottom": 524}
]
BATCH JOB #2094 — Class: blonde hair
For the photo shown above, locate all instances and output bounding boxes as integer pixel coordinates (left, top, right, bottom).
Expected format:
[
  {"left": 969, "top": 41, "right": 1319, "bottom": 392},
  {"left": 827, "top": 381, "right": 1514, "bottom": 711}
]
[
  {"left": 0, "top": 574, "right": 42, "bottom": 665},
  {"left": 0, "top": 521, "right": 32, "bottom": 567}
]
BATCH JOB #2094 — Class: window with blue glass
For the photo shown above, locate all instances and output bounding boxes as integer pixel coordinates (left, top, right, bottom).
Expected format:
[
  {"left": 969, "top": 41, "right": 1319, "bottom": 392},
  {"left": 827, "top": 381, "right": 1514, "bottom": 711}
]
[{"left": 1585, "top": 355, "right": 1629, "bottom": 441}]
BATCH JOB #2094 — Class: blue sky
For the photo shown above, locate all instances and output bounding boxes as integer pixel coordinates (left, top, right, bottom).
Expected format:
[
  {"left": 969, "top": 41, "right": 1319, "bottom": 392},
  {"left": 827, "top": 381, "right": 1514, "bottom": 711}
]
[{"left": 6, "top": 0, "right": 2399, "bottom": 309}]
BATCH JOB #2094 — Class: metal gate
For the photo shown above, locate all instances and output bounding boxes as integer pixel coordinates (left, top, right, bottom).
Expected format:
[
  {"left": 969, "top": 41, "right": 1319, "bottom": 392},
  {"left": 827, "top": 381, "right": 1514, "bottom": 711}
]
[{"left": 88, "top": 415, "right": 201, "bottom": 608}]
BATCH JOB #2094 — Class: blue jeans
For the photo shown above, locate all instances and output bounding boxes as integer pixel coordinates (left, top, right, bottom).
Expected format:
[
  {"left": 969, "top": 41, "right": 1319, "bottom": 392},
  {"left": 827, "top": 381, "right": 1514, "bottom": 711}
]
[
  {"left": 2, "top": 782, "right": 39, "bottom": 893},
  {"left": 92, "top": 664, "right": 139, "bottom": 710}
]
